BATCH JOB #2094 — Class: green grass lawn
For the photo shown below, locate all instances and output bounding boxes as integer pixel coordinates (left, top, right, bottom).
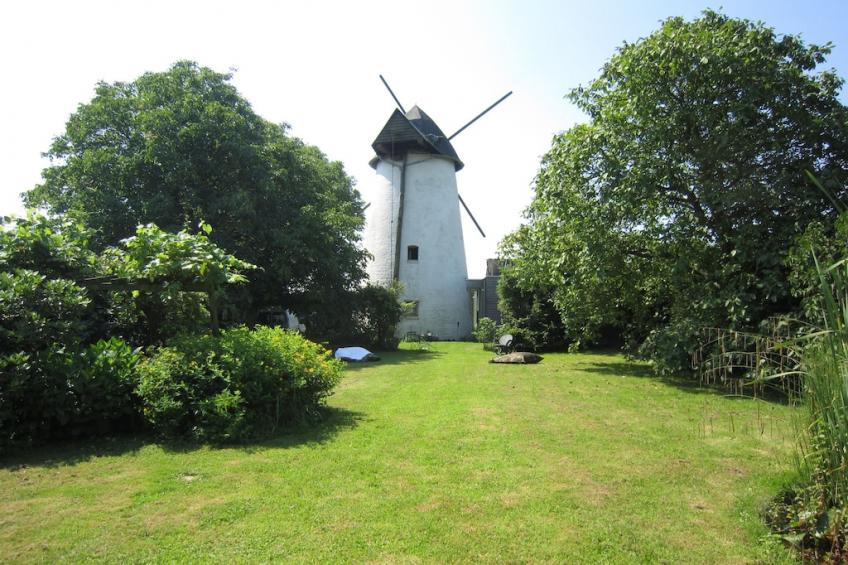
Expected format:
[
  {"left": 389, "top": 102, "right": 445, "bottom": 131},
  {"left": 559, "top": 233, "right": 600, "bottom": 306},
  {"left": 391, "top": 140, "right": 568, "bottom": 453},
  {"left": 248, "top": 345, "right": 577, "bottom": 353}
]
[{"left": 2, "top": 343, "right": 799, "bottom": 563}]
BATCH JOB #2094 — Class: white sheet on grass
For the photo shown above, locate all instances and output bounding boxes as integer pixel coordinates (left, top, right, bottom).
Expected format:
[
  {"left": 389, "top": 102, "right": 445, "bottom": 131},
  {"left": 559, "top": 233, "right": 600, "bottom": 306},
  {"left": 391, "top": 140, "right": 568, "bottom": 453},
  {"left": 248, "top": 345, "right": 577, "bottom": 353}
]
[{"left": 334, "top": 346, "right": 373, "bottom": 361}]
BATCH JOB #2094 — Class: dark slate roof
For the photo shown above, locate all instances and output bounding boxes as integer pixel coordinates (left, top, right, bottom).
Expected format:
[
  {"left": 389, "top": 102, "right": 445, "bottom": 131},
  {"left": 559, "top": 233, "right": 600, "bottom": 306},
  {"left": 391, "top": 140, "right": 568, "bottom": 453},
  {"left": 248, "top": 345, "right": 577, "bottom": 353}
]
[{"left": 370, "top": 106, "right": 464, "bottom": 171}]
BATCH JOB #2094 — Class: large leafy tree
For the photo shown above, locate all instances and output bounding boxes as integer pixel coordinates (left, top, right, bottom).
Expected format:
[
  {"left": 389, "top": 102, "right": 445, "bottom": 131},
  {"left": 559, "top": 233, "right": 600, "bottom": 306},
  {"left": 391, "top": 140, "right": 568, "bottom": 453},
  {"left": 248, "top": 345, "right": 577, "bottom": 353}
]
[
  {"left": 502, "top": 11, "right": 848, "bottom": 372},
  {"left": 496, "top": 258, "right": 568, "bottom": 351},
  {"left": 25, "top": 61, "right": 367, "bottom": 322}
]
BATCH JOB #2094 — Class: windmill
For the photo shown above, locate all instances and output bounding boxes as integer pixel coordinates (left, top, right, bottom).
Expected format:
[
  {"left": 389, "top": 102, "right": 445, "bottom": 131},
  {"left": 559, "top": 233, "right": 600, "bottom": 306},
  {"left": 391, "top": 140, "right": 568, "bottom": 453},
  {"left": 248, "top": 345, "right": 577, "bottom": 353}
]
[{"left": 362, "top": 75, "right": 511, "bottom": 339}]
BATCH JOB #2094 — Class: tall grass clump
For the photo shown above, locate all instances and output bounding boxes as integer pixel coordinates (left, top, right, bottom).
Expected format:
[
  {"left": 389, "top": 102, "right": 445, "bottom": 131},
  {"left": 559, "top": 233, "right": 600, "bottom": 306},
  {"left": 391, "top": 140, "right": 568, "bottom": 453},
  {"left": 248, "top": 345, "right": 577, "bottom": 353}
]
[
  {"left": 695, "top": 253, "right": 848, "bottom": 559},
  {"left": 761, "top": 255, "right": 848, "bottom": 560},
  {"left": 797, "top": 257, "right": 848, "bottom": 506}
]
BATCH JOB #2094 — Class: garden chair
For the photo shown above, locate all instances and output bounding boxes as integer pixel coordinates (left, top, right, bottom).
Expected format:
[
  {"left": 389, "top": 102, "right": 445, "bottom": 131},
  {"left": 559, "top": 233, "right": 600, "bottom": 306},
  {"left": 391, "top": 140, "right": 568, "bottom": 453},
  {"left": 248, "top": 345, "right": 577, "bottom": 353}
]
[
  {"left": 494, "top": 333, "right": 514, "bottom": 354},
  {"left": 403, "top": 331, "right": 430, "bottom": 351}
]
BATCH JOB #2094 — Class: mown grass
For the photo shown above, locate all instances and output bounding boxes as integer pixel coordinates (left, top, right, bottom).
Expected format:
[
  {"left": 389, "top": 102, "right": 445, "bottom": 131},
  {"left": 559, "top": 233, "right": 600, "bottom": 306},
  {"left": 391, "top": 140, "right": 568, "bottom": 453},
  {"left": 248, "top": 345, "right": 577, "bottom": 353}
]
[{"left": 2, "top": 343, "right": 798, "bottom": 563}]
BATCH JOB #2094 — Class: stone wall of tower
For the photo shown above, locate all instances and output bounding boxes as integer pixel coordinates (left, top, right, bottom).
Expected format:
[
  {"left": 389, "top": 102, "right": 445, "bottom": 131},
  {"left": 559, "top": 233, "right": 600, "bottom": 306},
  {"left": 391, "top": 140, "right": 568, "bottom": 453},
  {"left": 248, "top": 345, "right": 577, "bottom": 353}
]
[
  {"left": 363, "top": 153, "right": 473, "bottom": 340},
  {"left": 362, "top": 159, "right": 402, "bottom": 287}
]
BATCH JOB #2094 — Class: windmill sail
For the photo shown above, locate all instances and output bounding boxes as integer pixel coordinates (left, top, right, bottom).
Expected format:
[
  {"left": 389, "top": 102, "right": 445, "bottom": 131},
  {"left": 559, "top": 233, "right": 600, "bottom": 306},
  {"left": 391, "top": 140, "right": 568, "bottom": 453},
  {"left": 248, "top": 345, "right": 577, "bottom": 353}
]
[
  {"left": 379, "top": 74, "right": 406, "bottom": 114},
  {"left": 458, "top": 194, "right": 486, "bottom": 238},
  {"left": 448, "top": 91, "right": 513, "bottom": 141}
]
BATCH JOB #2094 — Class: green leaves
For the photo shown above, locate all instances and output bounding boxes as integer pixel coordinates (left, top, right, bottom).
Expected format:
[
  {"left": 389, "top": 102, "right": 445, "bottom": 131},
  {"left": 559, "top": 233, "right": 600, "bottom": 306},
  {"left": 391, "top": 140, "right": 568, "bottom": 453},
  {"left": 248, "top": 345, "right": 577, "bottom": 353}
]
[
  {"left": 104, "top": 223, "right": 255, "bottom": 292},
  {"left": 23, "top": 60, "right": 368, "bottom": 327},
  {"left": 100, "top": 222, "right": 256, "bottom": 334},
  {"left": 136, "top": 327, "right": 343, "bottom": 442},
  {"left": 501, "top": 10, "right": 848, "bottom": 372},
  {"left": 0, "top": 213, "right": 97, "bottom": 279}
]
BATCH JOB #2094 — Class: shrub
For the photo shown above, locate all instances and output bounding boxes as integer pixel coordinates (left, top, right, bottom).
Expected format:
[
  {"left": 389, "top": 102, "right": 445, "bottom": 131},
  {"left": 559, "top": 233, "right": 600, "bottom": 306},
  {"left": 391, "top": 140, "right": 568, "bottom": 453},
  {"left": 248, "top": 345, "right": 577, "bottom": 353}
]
[
  {"left": 0, "top": 268, "right": 143, "bottom": 446},
  {"left": 0, "top": 269, "right": 85, "bottom": 445},
  {"left": 0, "top": 336, "right": 140, "bottom": 446},
  {"left": 136, "top": 326, "right": 342, "bottom": 442},
  {"left": 73, "top": 338, "right": 142, "bottom": 432},
  {"left": 496, "top": 266, "right": 568, "bottom": 352},
  {"left": 0, "top": 216, "right": 264, "bottom": 446},
  {"left": 472, "top": 317, "right": 497, "bottom": 344},
  {"left": 0, "top": 269, "right": 91, "bottom": 350},
  {"left": 0, "top": 214, "right": 144, "bottom": 345},
  {"left": 787, "top": 212, "right": 848, "bottom": 323},
  {"left": 0, "top": 214, "right": 97, "bottom": 280},
  {"left": 102, "top": 222, "right": 255, "bottom": 337},
  {"left": 0, "top": 226, "right": 133, "bottom": 446},
  {"left": 1, "top": 346, "right": 73, "bottom": 446},
  {"left": 351, "top": 283, "right": 403, "bottom": 350},
  {"left": 637, "top": 317, "right": 703, "bottom": 376},
  {"left": 496, "top": 322, "right": 533, "bottom": 351},
  {"left": 306, "top": 283, "right": 404, "bottom": 350}
]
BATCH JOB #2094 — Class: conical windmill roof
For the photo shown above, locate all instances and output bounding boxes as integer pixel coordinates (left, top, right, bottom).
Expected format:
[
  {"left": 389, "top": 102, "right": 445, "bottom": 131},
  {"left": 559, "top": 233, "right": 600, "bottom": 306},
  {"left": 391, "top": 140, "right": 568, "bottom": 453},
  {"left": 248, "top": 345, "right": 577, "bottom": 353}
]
[{"left": 370, "top": 105, "right": 464, "bottom": 171}]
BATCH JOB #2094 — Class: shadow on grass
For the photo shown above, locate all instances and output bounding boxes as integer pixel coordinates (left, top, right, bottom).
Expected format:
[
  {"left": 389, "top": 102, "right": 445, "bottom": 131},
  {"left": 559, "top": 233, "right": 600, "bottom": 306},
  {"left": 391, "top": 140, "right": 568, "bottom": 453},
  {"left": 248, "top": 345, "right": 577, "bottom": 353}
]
[
  {"left": 238, "top": 406, "right": 365, "bottom": 453},
  {"left": 578, "top": 353, "right": 791, "bottom": 404},
  {"left": 340, "top": 347, "right": 444, "bottom": 372},
  {"left": 0, "top": 435, "right": 149, "bottom": 471},
  {"left": 0, "top": 406, "right": 365, "bottom": 470}
]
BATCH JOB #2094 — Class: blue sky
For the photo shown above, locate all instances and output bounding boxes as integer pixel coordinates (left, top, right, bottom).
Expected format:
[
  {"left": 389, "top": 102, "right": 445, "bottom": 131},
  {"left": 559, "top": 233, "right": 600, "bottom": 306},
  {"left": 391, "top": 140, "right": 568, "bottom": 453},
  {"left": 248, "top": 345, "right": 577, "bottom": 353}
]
[{"left": 1, "top": 0, "right": 845, "bottom": 277}]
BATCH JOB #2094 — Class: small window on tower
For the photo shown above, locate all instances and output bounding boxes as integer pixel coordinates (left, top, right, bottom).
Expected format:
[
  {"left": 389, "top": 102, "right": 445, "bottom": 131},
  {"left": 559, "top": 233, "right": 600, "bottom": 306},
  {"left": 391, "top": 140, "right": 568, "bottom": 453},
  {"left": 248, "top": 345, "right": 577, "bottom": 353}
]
[{"left": 407, "top": 245, "right": 419, "bottom": 261}]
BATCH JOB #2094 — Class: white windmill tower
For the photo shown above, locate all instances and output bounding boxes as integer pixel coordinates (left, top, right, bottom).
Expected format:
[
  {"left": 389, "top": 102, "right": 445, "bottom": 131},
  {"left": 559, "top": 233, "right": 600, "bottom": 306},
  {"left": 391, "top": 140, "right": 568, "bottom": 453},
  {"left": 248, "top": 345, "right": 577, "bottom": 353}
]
[{"left": 362, "top": 76, "right": 511, "bottom": 340}]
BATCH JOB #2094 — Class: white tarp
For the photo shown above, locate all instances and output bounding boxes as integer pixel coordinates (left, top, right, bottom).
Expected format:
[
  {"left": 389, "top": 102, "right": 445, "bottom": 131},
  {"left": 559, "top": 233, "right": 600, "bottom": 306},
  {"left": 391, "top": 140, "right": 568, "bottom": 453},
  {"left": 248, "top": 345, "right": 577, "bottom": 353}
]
[{"left": 334, "top": 346, "right": 374, "bottom": 361}]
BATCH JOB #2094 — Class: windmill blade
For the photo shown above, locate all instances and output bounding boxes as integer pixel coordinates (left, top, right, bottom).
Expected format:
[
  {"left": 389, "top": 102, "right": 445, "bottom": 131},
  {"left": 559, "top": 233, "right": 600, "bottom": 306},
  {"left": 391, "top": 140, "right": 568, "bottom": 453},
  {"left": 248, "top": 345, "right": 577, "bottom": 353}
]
[
  {"left": 379, "top": 75, "right": 406, "bottom": 114},
  {"left": 458, "top": 193, "right": 486, "bottom": 238},
  {"left": 448, "top": 91, "right": 513, "bottom": 141},
  {"left": 362, "top": 202, "right": 371, "bottom": 211}
]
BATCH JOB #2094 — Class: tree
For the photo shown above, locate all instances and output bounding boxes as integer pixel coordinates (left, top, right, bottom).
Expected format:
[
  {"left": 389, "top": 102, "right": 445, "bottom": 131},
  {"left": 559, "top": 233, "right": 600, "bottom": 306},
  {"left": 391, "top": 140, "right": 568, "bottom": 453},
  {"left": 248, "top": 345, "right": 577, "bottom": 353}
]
[
  {"left": 501, "top": 10, "right": 848, "bottom": 372},
  {"left": 496, "top": 257, "right": 568, "bottom": 351},
  {"left": 25, "top": 61, "right": 368, "bottom": 324}
]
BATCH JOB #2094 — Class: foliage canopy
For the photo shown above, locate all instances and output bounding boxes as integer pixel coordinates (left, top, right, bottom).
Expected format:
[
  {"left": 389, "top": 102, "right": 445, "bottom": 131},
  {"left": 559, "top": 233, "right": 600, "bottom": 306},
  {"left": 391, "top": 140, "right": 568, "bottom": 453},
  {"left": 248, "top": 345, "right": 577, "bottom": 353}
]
[
  {"left": 501, "top": 10, "right": 848, "bottom": 371},
  {"left": 25, "top": 61, "right": 368, "bottom": 324},
  {"left": 103, "top": 222, "right": 255, "bottom": 334}
]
